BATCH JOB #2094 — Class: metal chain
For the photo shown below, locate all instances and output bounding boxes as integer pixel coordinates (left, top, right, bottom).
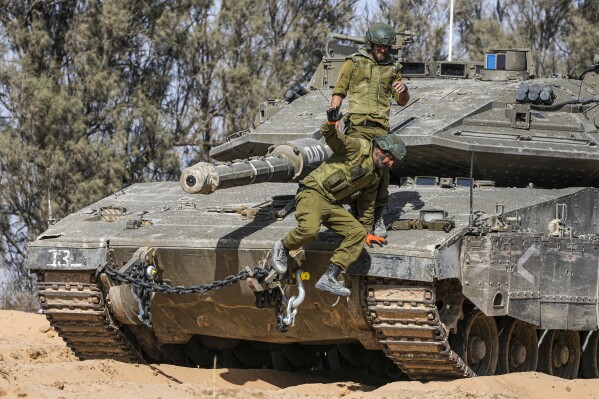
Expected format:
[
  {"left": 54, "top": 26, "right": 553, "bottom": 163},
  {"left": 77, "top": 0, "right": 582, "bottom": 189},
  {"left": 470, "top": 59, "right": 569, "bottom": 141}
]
[
  {"left": 101, "top": 260, "right": 271, "bottom": 328},
  {"left": 275, "top": 290, "right": 289, "bottom": 333},
  {"left": 254, "top": 286, "right": 291, "bottom": 332},
  {"left": 127, "top": 263, "right": 155, "bottom": 326},
  {"left": 103, "top": 262, "right": 269, "bottom": 295}
]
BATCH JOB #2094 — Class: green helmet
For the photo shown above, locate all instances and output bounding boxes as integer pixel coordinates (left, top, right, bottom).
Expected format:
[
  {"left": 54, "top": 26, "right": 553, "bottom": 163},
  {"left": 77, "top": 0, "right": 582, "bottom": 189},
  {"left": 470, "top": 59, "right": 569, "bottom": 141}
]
[
  {"left": 365, "top": 23, "right": 396, "bottom": 46},
  {"left": 374, "top": 134, "right": 407, "bottom": 162}
]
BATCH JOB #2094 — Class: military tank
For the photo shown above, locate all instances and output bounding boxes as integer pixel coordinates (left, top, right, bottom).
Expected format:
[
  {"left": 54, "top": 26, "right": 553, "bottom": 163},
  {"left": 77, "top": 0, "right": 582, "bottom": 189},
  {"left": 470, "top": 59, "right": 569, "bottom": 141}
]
[{"left": 25, "top": 33, "right": 599, "bottom": 380}]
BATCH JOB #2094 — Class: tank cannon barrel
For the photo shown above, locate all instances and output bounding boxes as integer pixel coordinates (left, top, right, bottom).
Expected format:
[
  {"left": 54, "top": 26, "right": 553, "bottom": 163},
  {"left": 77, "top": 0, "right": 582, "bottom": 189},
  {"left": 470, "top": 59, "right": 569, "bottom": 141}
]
[
  {"left": 332, "top": 34, "right": 366, "bottom": 44},
  {"left": 332, "top": 31, "right": 414, "bottom": 48},
  {"left": 180, "top": 138, "right": 331, "bottom": 194}
]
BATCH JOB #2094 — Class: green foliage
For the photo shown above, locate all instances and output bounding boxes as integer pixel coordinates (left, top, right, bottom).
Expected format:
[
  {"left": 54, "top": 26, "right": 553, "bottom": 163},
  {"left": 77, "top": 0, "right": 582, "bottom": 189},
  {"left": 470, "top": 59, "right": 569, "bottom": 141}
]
[
  {"left": 215, "top": 0, "right": 357, "bottom": 138},
  {"left": 454, "top": 0, "right": 598, "bottom": 76},
  {"left": 0, "top": 0, "right": 356, "bottom": 307},
  {"left": 375, "top": 0, "right": 449, "bottom": 61},
  {"left": 371, "top": 0, "right": 599, "bottom": 76}
]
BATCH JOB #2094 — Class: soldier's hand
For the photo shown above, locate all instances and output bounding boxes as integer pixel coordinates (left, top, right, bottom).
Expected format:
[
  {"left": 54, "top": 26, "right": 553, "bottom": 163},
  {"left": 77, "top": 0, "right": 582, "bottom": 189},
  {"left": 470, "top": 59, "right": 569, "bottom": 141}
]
[
  {"left": 327, "top": 106, "right": 343, "bottom": 123},
  {"left": 365, "top": 233, "right": 388, "bottom": 248},
  {"left": 392, "top": 81, "right": 407, "bottom": 93}
]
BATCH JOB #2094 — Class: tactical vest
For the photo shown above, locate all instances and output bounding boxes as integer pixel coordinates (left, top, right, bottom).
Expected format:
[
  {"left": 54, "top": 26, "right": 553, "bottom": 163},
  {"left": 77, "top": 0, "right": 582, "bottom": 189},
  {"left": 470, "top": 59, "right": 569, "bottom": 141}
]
[
  {"left": 347, "top": 49, "right": 401, "bottom": 122},
  {"left": 305, "top": 138, "right": 379, "bottom": 203}
]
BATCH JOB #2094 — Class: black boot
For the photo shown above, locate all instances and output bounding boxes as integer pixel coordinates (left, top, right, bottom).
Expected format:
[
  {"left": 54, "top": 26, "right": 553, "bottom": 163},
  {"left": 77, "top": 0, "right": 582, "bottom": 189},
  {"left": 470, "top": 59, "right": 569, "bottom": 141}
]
[
  {"left": 315, "top": 264, "right": 350, "bottom": 297},
  {"left": 373, "top": 206, "right": 388, "bottom": 238}
]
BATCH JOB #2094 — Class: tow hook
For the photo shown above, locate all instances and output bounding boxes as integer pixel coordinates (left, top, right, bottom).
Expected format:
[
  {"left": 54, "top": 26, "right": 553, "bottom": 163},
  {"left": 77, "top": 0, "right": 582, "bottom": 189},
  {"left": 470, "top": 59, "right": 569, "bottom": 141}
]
[{"left": 279, "top": 268, "right": 306, "bottom": 330}]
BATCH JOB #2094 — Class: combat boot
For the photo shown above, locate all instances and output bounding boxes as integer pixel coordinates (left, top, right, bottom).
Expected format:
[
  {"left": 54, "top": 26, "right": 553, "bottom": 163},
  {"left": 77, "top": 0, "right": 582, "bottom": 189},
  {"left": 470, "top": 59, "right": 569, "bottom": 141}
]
[
  {"left": 315, "top": 264, "right": 350, "bottom": 297},
  {"left": 271, "top": 240, "right": 289, "bottom": 275},
  {"left": 373, "top": 206, "right": 388, "bottom": 238}
]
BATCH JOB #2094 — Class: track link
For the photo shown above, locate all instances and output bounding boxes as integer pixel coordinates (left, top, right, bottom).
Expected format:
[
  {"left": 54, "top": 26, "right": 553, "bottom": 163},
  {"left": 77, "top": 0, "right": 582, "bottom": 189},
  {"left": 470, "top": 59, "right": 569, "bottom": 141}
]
[
  {"left": 37, "top": 271, "right": 140, "bottom": 362},
  {"left": 364, "top": 277, "right": 474, "bottom": 380}
]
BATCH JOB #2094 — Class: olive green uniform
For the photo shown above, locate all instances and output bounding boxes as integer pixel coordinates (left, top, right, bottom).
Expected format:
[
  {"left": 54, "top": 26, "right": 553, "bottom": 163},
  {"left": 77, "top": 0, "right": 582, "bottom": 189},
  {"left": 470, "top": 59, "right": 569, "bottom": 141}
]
[
  {"left": 333, "top": 48, "right": 404, "bottom": 131},
  {"left": 333, "top": 48, "right": 405, "bottom": 208},
  {"left": 283, "top": 122, "right": 382, "bottom": 270}
]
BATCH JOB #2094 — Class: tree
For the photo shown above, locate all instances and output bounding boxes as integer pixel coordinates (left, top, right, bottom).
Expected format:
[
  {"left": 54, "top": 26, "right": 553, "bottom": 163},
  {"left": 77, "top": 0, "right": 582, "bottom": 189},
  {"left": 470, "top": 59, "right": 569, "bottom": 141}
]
[
  {"left": 0, "top": 0, "right": 202, "bottom": 306},
  {"left": 565, "top": 0, "right": 599, "bottom": 74},
  {"left": 215, "top": 0, "right": 357, "bottom": 138},
  {"left": 374, "top": 0, "right": 448, "bottom": 61},
  {"left": 0, "top": 0, "right": 357, "bottom": 307},
  {"left": 454, "top": 0, "right": 598, "bottom": 77},
  {"left": 453, "top": 0, "right": 517, "bottom": 62}
]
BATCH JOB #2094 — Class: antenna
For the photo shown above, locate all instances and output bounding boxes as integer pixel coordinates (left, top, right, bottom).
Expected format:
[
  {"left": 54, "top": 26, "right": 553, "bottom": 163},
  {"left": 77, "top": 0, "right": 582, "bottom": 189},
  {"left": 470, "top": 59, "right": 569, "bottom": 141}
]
[
  {"left": 318, "top": 89, "right": 330, "bottom": 104},
  {"left": 448, "top": 0, "right": 454, "bottom": 61},
  {"left": 468, "top": 151, "right": 474, "bottom": 228},
  {"left": 47, "top": 171, "right": 56, "bottom": 226}
]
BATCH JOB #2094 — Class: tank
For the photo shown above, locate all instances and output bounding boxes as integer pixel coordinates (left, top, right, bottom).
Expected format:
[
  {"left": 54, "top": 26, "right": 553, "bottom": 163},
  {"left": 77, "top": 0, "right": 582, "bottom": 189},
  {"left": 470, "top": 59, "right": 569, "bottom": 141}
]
[{"left": 25, "top": 34, "right": 599, "bottom": 380}]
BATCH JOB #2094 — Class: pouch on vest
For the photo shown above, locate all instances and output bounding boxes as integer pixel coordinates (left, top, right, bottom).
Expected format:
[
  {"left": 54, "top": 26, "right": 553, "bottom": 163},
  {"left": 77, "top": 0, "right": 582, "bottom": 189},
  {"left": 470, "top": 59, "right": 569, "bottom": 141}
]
[
  {"left": 350, "top": 165, "right": 365, "bottom": 180},
  {"left": 333, "top": 172, "right": 377, "bottom": 201},
  {"left": 323, "top": 169, "right": 350, "bottom": 194}
]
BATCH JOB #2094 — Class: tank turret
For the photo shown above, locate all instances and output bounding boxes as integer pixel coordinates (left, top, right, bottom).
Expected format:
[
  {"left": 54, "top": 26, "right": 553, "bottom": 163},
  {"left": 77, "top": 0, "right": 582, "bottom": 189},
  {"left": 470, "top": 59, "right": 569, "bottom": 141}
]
[{"left": 180, "top": 138, "right": 331, "bottom": 194}]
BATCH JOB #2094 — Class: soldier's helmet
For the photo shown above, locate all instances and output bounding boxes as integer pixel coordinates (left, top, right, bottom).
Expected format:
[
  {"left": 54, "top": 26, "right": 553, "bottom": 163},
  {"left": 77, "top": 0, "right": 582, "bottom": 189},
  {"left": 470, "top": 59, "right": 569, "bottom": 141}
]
[
  {"left": 374, "top": 134, "right": 407, "bottom": 162},
  {"left": 365, "top": 23, "right": 396, "bottom": 47}
]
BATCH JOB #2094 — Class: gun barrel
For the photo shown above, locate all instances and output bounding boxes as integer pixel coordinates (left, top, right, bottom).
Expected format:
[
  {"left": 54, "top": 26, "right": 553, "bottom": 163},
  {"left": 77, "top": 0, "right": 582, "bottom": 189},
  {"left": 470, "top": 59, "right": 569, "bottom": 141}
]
[
  {"left": 180, "top": 138, "right": 331, "bottom": 194},
  {"left": 332, "top": 34, "right": 366, "bottom": 44}
]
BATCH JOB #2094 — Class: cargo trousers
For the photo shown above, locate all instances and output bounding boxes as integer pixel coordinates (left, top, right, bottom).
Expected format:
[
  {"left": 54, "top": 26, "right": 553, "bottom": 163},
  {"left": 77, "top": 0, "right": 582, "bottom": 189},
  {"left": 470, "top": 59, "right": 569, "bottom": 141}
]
[
  {"left": 346, "top": 124, "right": 390, "bottom": 208},
  {"left": 283, "top": 188, "right": 367, "bottom": 270}
]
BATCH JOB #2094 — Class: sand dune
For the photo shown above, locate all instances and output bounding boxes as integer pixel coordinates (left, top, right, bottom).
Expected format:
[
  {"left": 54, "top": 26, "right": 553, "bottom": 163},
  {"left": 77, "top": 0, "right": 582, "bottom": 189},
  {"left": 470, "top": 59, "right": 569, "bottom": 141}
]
[{"left": 0, "top": 310, "right": 597, "bottom": 399}]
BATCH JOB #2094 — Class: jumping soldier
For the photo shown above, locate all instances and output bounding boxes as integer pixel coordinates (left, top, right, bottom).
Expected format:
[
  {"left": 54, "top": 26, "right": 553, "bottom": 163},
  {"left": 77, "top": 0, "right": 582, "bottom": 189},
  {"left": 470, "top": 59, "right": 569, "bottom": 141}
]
[
  {"left": 331, "top": 23, "right": 410, "bottom": 239},
  {"left": 271, "top": 106, "right": 407, "bottom": 297}
]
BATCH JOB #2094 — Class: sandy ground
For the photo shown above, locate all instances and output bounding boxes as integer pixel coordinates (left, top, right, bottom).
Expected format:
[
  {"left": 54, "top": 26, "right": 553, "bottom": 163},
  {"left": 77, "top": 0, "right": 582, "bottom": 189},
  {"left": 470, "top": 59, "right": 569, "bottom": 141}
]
[{"left": 0, "top": 310, "right": 598, "bottom": 399}]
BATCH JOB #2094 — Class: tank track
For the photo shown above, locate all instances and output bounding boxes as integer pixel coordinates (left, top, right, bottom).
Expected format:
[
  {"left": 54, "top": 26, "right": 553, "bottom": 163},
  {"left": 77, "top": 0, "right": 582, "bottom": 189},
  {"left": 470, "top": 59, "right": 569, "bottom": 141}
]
[
  {"left": 36, "top": 271, "right": 141, "bottom": 362},
  {"left": 36, "top": 270, "right": 472, "bottom": 378},
  {"left": 364, "top": 277, "right": 475, "bottom": 380}
]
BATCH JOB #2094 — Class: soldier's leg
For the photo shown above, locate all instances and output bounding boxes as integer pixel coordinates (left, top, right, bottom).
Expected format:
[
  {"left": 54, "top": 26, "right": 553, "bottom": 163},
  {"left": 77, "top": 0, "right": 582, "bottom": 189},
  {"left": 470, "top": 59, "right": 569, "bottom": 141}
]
[
  {"left": 346, "top": 125, "right": 385, "bottom": 141},
  {"left": 348, "top": 126, "right": 389, "bottom": 237},
  {"left": 273, "top": 189, "right": 324, "bottom": 274},
  {"left": 282, "top": 189, "right": 326, "bottom": 250},
  {"left": 373, "top": 166, "right": 390, "bottom": 238},
  {"left": 315, "top": 204, "right": 367, "bottom": 297},
  {"left": 324, "top": 206, "right": 368, "bottom": 270}
]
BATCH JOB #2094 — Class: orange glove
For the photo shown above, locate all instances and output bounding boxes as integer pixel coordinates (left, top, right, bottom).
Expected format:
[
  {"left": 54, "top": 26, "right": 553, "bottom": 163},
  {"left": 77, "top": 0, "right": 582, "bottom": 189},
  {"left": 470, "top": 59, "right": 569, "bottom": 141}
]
[{"left": 365, "top": 233, "right": 387, "bottom": 248}]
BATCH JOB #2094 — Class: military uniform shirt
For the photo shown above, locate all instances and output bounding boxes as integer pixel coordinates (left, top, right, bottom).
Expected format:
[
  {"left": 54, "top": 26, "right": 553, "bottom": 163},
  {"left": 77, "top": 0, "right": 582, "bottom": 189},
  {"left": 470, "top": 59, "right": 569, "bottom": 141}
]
[
  {"left": 300, "top": 122, "right": 381, "bottom": 230},
  {"left": 333, "top": 48, "right": 404, "bottom": 130}
]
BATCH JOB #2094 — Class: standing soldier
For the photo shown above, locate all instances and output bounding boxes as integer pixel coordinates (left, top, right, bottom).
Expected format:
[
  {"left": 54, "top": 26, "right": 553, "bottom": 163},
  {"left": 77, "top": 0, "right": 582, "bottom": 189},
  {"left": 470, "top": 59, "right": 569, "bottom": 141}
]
[
  {"left": 331, "top": 23, "right": 410, "bottom": 239},
  {"left": 271, "top": 107, "right": 407, "bottom": 297}
]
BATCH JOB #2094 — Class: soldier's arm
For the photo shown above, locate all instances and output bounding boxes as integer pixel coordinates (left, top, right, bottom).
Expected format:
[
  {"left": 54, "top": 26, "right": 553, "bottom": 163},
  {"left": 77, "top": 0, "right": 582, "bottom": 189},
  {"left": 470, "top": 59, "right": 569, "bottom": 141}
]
[
  {"left": 356, "top": 184, "right": 378, "bottom": 231},
  {"left": 320, "top": 122, "right": 361, "bottom": 157},
  {"left": 391, "top": 71, "right": 410, "bottom": 106},
  {"left": 331, "top": 59, "right": 353, "bottom": 108}
]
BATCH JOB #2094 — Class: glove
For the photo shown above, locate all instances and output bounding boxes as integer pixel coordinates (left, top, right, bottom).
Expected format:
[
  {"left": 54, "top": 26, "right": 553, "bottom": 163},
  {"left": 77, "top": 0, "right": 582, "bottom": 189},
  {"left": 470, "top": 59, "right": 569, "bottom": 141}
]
[
  {"left": 327, "top": 106, "right": 343, "bottom": 123},
  {"left": 365, "top": 233, "right": 387, "bottom": 248}
]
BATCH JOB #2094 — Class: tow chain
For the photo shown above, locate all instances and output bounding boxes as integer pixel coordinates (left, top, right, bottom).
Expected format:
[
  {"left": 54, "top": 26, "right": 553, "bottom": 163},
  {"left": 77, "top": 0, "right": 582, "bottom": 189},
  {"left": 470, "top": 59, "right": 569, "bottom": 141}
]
[
  {"left": 275, "top": 291, "right": 288, "bottom": 332},
  {"left": 103, "top": 262, "right": 268, "bottom": 294},
  {"left": 99, "top": 249, "right": 305, "bottom": 332},
  {"left": 254, "top": 287, "right": 289, "bottom": 332},
  {"left": 100, "top": 260, "right": 270, "bottom": 327}
]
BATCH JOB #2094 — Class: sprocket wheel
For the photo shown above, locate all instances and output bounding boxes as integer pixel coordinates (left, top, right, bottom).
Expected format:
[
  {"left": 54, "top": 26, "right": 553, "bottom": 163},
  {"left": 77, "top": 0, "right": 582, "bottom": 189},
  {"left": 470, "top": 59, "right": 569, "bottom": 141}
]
[{"left": 435, "top": 279, "right": 464, "bottom": 334}]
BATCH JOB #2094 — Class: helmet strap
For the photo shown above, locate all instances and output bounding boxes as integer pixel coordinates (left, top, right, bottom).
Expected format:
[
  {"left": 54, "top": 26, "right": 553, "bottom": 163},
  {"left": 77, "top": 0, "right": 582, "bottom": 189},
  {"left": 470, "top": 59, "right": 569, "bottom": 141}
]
[{"left": 373, "top": 147, "right": 386, "bottom": 169}]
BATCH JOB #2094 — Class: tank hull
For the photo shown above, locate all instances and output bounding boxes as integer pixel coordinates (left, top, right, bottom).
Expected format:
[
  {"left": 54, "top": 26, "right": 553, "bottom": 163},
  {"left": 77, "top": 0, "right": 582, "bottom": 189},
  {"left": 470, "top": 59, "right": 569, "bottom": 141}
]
[{"left": 26, "top": 181, "right": 599, "bottom": 379}]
